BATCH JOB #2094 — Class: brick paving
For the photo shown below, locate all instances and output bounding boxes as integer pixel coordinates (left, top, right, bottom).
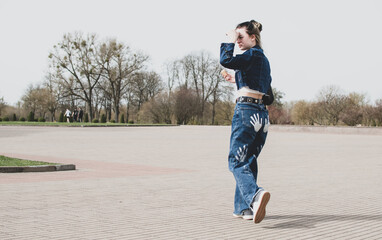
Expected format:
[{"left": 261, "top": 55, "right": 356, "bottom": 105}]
[{"left": 0, "top": 125, "right": 381, "bottom": 239}]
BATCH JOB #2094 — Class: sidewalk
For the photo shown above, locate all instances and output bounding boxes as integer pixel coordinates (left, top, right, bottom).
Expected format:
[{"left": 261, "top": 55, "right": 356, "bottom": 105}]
[{"left": 1, "top": 125, "right": 381, "bottom": 239}]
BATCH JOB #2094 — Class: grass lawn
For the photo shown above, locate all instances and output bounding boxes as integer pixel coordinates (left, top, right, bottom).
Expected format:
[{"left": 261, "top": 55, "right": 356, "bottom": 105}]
[
  {"left": 0, "top": 155, "right": 58, "bottom": 167},
  {"left": 0, "top": 121, "right": 174, "bottom": 127}
]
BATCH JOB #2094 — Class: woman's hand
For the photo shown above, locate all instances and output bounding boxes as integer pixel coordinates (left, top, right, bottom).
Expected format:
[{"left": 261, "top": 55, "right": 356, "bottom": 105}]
[
  {"left": 221, "top": 69, "right": 235, "bottom": 83},
  {"left": 226, "top": 29, "right": 238, "bottom": 43}
]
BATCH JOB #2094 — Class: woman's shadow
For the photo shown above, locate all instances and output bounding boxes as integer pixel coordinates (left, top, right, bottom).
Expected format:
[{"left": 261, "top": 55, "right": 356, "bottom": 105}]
[{"left": 263, "top": 214, "right": 382, "bottom": 229}]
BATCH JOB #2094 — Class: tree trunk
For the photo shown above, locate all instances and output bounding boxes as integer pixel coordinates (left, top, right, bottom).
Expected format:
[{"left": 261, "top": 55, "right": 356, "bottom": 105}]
[
  {"left": 114, "top": 103, "right": 120, "bottom": 123},
  {"left": 211, "top": 100, "right": 216, "bottom": 125}
]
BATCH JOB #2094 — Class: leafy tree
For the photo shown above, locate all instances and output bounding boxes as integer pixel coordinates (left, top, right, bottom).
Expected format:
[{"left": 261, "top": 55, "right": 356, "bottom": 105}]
[
  {"left": 0, "top": 96, "right": 6, "bottom": 117},
  {"left": 268, "top": 87, "right": 289, "bottom": 124}
]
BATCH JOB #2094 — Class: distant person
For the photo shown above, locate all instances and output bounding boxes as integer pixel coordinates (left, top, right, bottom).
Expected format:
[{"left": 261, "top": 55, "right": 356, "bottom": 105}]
[
  {"left": 72, "top": 108, "right": 78, "bottom": 122},
  {"left": 78, "top": 108, "right": 84, "bottom": 122},
  {"left": 220, "top": 20, "right": 272, "bottom": 224},
  {"left": 64, "top": 109, "right": 71, "bottom": 123}
]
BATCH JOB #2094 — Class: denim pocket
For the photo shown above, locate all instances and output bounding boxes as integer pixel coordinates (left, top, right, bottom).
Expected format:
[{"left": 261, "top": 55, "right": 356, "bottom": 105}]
[{"left": 238, "top": 103, "right": 262, "bottom": 128}]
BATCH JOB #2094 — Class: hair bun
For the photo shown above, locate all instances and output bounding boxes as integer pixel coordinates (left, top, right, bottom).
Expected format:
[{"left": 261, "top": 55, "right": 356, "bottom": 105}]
[{"left": 250, "top": 20, "right": 262, "bottom": 32}]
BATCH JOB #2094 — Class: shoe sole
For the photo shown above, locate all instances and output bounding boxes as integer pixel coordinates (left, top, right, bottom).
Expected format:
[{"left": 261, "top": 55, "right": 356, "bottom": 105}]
[
  {"left": 254, "top": 192, "right": 270, "bottom": 224},
  {"left": 232, "top": 214, "right": 253, "bottom": 220}
]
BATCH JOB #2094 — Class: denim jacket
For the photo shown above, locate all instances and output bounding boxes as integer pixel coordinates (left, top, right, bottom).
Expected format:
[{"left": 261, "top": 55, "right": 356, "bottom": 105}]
[{"left": 220, "top": 43, "right": 272, "bottom": 94}]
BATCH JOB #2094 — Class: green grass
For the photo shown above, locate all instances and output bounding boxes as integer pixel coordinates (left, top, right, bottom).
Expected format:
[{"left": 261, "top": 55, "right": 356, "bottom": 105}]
[
  {"left": 0, "top": 121, "right": 175, "bottom": 127},
  {"left": 0, "top": 155, "right": 58, "bottom": 167}
]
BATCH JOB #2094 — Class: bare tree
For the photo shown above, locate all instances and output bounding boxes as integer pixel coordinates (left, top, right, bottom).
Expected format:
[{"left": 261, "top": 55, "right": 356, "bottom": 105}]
[
  {"left": 179, "top": 51, "right": 221, "bottom": 124},
  {"left": 317, "top": 85, "right": 347, "bottom": 125},
  {"left": 142, "top": 92, "right": 173, "bottom": 124},
  {"left": 174, "top": 86, "right": 199, "bottom": 124},
  {"left": 164, "top": 60, "right": 180, "bottom": 95},
  {"left": 48, "top": 32, "right": 103, "bottom": 121},
  {"left": 145, "top": 71, "right": 163, "bottom": 99},
  {"left": 340, "top": 92, "right": 367, "bottom": 126},
  {"left": 372, "top": 99, "right": 382, "bottom": 126},
  {"left": 210, "top": 64, "right": 231, "bottom": 125},
  {"left": 99, "top": 40, "right": 148, "bottom": 122},
  {"left": 43, "top": 71, "right": 63, "bottom": 121},
  {"left": 21, "top": 84, "right": 54, "bottom": 119},
  {"left": 130, "top": 71, "right": 163, "bottom": 112}
]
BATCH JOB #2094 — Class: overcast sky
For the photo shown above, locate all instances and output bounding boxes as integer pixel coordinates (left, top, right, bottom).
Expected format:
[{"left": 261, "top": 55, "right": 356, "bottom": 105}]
[{"left": 1, "top": 0, "right": 381, "bottom": 105}]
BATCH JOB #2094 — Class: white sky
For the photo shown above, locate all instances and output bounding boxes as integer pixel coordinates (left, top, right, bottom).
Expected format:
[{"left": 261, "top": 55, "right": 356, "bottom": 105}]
[{"left": 1, "top": 0, "right": 381, "bottom": 105}]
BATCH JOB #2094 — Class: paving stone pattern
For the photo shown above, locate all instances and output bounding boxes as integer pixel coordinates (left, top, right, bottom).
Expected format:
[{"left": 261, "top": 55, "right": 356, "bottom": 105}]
[{"left": 0, "top": 125, "right": 381, "bottom": 239}]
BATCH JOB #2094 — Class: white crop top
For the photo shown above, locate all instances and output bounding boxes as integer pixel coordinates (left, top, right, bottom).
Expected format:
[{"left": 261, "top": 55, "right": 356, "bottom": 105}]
[{"left": 237, "top": 86, "right": 264, "bottom": 96}]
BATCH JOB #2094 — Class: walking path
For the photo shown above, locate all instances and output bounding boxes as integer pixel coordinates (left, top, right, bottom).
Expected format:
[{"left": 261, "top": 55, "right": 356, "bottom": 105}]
[{"left": 0, "top": 125, "right": 381, "bottom": 239}]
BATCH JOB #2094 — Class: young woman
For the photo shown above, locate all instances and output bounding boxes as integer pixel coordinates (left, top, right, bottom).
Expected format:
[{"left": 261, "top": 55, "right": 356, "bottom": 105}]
[{"left": 220, "top": 20, "right": 272, "bottom": 224}]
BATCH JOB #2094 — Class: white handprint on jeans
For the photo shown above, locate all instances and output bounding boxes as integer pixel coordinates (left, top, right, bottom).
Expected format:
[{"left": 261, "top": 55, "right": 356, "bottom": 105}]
[
  {"left": 263, "top": 115, "right": 270, "bottom": 133},
  {"left": 250, "top": 113, "right": 262, "bottom": 132},
  {"left": 235, "top": 145, "right": 248, "bottom": 162}
]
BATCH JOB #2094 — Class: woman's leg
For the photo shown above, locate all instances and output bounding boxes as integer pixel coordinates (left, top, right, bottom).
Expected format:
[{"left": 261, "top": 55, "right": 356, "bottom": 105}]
[{"left": 229, "top": 104, "right": 269, "bottom": 214}]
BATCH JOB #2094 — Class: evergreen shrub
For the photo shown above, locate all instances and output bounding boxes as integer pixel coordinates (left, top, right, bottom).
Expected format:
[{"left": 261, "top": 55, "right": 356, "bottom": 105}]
[
  {"left": 27, "top": 112, "right": 35, "bottom": 122},
  {"left": 59, "top": 112, "right": 64, "bottom": 122},
  {"left": 100, "top": 114, "right": 106, "bottom": 123}
]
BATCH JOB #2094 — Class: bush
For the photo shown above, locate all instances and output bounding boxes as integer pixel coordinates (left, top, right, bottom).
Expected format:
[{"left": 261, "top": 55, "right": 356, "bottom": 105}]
[
  {"left": 12, "top": 113, "right": 17, "bottom": 121},
  {"left": 59, "top": 112, "right": 64, "bottom": 122},
  {"left": 0, "top": 117, "right": 2, "bottom": 122},
  {"left": 110, "top": 120, "right": 115, "bottom": 123},
  {"left": 84, "top": 113, "right": 89, "bottom": 123},
  {"left": 3, "top": 116, "right": 10, "bottom": 121},
  {"left": 92, "top": 119, "right": 99, "bottom": 123},
  {"left": 120, "top": 114, "right": 125, "bottom": 123},
  {"left": 100, "top": 114, "right": 107, "bottom": 123},
  {"left": 128, "top": 120, "right": 134, "bottom": 124},
  {"left": 38, "top": 117, "right": 46, "bottom": 122},
  {"left": 19, "top": 117, "right": 26, "bottom": 122},
  {"left": 27, "top": 112, "right": 35, "bottom": 122}
]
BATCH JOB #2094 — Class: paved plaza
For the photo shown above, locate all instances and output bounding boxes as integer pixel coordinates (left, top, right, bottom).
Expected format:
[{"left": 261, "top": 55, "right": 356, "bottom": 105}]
[{"left": 0, "top": 125, "right": 381, "bottom": 239}]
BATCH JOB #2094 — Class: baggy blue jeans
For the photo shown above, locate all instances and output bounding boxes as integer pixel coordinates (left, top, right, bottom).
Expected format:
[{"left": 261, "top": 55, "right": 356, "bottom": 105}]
[{"left": 228, "top": 102, "right": 269, "bottom": 215}]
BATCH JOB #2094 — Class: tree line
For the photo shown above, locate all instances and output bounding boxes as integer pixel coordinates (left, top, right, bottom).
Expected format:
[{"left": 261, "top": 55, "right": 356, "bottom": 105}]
[
  {"left": 1, "top": 32, "right": 382, "bottom": 126},
  {"left": 1, "top": 32, "right": 234, "bottom": 125},
  {"left": 269, "top": 85, "right": 382, "bottom": 126}
]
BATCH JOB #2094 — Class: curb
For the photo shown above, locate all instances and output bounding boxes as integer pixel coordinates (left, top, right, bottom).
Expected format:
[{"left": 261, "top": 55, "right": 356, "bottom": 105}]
[
  {"left": 0, "top": 164, "right": 76, "bottom": 173},
  {"left": 0, "top": 124, "right": 180, "bottom": 127}
]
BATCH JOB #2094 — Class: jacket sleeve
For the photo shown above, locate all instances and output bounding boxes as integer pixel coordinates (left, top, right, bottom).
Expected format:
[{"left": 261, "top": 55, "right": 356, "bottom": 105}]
[{"left": 220, "top": 43, "right": 252, "bottom": 70}]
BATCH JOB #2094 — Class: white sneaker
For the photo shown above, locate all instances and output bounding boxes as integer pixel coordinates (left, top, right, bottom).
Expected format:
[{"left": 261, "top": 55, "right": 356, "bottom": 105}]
[
  {"left": 233, "top": 209, "right": 253, "bottom": 220},
  {"left": 251, "top": 189, "right": 270, "bottom": 224}
]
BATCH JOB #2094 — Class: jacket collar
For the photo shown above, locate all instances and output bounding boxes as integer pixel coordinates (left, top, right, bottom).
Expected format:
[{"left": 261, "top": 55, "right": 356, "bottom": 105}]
[
  {"left": 252, "top": 45, "right": 262, "bottom": 50},
  {"left": 252, "top": 45, "right": 263, "bottom": 52}
]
